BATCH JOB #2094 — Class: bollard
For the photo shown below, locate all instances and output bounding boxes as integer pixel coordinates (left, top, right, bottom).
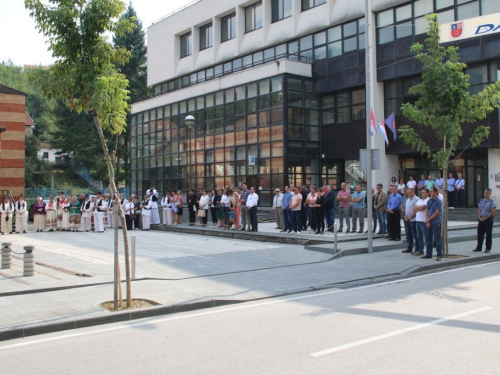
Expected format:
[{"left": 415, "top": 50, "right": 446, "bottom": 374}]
[
  {"left": 131, "top": 235, "right": 136, "bottom": 280},
  {"left": 1, "top": 242, "right": 12, "bottom": 269},
  {"left": 23, "top": 246, "right": 35, "bottom": 277},
  {"left": 334, "top": 224, "right": 338, "bottom": 253}
]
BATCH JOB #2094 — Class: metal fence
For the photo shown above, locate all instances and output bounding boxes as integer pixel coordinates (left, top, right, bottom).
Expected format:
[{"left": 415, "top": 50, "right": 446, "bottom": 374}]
[{"left": 24, "top": 186, "right": 130, "bottom": 199}]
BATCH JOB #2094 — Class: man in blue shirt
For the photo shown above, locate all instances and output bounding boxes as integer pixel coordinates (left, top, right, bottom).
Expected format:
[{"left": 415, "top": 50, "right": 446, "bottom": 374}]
[
  {"left": 350, "top": 184, "right": 365, "bottom": 233},
  {"left": 422, "top": 187, "right": 443, "bottom": 261},
  {"left": 435, "top": 173, "right": 443, "bottom": 190},
  {"left": 386, "top": 187, "right": 402, "bottom": 241},
  {"left": 447, "top": 173, "right": 456, "bottom": 208},
  {"left": 281, "top": 186, "right": 293, "bottom": 233},
  {"left": 473, "top": 188, "right": 496, "bottom": 253}
]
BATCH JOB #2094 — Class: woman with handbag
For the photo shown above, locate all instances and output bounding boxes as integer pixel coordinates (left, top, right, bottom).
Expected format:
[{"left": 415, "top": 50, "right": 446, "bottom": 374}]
[
  {"left": 187, "top": 189, "right": 197, "bottom": 226},
  {"left": 210, "top": 189, "right": 218, "bottom": 227},
  {"left": 198, "top": 189, "right": 210, "bottom": 227}
]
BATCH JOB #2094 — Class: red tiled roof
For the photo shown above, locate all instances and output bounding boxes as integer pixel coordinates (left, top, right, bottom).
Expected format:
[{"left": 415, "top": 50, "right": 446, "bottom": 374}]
[
  {"left": 0, "top": 84, "right": 28, "bottom": 96},
  {"left": 25, "top": 111, "right": 35, "bottom": 126}
]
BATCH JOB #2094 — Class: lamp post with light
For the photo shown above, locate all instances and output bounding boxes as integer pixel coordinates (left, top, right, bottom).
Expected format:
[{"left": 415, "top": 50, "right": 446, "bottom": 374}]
[{"left": 184, "top": 115, "right": 195, "bottom": 191}]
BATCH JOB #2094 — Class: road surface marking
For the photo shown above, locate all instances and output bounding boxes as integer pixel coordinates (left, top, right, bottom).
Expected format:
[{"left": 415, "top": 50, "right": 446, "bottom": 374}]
[
  {"left": 311, "top": 306, "right": 492, "bottom": 357},
  {"left": 0, "top": 261, "right": 498, "bottom": 351}
]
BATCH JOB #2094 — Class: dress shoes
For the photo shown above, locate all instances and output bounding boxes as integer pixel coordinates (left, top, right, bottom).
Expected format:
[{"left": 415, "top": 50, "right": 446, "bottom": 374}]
[
  {"left": 401, "top": 249, "right": 412, "bottom": 253},
  {"left": 421, "top": 255, "right": 433, "bottom": 259},
  {"left": 472, "top": 249, "right": 482, "bottom": 252}
]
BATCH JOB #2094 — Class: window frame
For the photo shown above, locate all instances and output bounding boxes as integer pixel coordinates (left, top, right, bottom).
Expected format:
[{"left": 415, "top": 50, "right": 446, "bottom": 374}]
[
  {"left": 245, "top": 1, "right": 263, "bottom": 33},
  {"left": 271, "top": 0, "right": 292, "bottom": 23},
  {"left": 301, "top": 0, "right": 326, "bottom": 12},
  {"left": 199, "top": 22, "right": 213, "bottom": 51},
  {"left": 180, "top": 32, "right": 192, "bottom": 58},
  {"left": 221, "top": 12, "right": 236, "bottom": 42}
]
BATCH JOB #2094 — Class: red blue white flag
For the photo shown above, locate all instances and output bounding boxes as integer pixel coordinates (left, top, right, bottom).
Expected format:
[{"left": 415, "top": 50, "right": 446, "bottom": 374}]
[
  {"left": 377, "top": 121, "right": 389, "bottom": 146},
  {"left": 370, "top": 108, "right": 377, "bottom": 136}
]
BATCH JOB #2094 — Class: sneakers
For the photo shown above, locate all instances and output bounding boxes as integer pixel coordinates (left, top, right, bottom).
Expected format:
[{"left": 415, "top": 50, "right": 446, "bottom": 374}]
[{"left": 297, "top": 231, "right": 301, "bottom": 235}]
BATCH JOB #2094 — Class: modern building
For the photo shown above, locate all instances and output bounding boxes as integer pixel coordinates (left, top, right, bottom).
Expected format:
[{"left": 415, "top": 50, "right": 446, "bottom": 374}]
[
  {"left": 0, "top": 84, "right": 27, "bottom": 198},
  {"left": 131, "top": 0, "right": 500, "bottom": 207}
]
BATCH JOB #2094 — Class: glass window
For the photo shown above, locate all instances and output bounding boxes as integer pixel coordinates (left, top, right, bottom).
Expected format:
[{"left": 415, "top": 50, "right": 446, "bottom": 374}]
[
  {"left": 414, "top": 0, "right": 433, "bottom": 17},
  {"left": 482, "top": 0, "right": 500, "bottom": 15},
  {"left": 322, "top": 94, "right": 335, "bottom": 109},
  {"left": 259, "top": 79, "right": 270, "bottom": 95},
  {"left": 233, "top": 58, "right": 242, "bottom": 71},
  {"left": 180, "top": 32, "right": 192, "bottom": 58},
  {"left": 200, "top": 23, "right": 213, "bottom": 50},
  {"left": 322, "top": 110, "right": 335, "bottom": 124},
  {"left": 328, "top": 26, "right": 342, "bottom": 42},
  {"left": 377, "top": 9, "right": 394, "bottom": 27},
  {"left": 288, "top": 91, "right": 303, "bottom": 107},
  {"left": 414, "top": 16, "right": 428, "bottom": 35},
  {"left": 436, "top": 0, "right": 454, "bottom": 10},
  {"left": 300, "top": 35, "right": 313, "bottom": 50},
  {"left": 343, "top": 21, "right": 357, "bottom": 37},
  {"left": 396, "top": 4, "right": 412, "bottom": 21},
  {"left": 302, "top": 0, "right": 326, "bottom": 12},
  {"left": 314, "top": 31, "right": 327, "bottom": 46},
  {"left": 458, "top": 2, "right": 479, "bottom": 19},
  {"left": 245, "top": 1, "right": 263, "bottom": 33},
  {"left": 343, "top": 37, "right": 357, "bottom": 52},
  {"left": 328, "top": 41, "right": 342, "bottom": 58},
  {"left": 437, "top": 9, "right": 454, "bottom": 24},
  {"left": 314, "top": 46, "right": 327, "bottom": 60},
  {"left": 378, "top": 25, "right": 394, "bottom": 44},
  {"left": 221, "top": 13, "right": 236, "bottom": 42},
  {"left": 272, "top": 0, "right": 292, "bottom": 22},
  {"left": 264, "top": 48, "right": 274, "bottom": 62},
  {"left": 336, "top": 107, "right": 350, "bottom": 123},
  {"left": 396, "top": 20, "right": 413, "bottom": 39},
  {"left": 288, "top": 77, "right": 302, "bottom": 91}
]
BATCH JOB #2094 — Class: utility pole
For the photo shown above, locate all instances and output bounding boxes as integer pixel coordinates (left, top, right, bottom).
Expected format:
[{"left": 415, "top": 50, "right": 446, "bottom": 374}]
[{"left": 365, "top": 0, "right": 374, "bottom": 254}]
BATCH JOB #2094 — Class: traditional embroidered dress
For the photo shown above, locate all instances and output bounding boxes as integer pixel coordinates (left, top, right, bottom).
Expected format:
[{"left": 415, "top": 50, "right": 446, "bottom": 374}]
[
  {"left": 55, "top": 195, "right": 65, "bottom": 230},
  {"left": 0, "top": 202, "right": 14, "bottom": 234},
  {"left": 80, "top": 199, "right": 92, "bottom": 232},
  {"left": 33, "top": 201, "right": 46, "bottom": 231},
  {"left": 141, "top": 197, "right": 152, "bottom": 230},
  {"left": 161, "top": 195, "right": 173, "bottom": 225},
  {"left": 15, "top": 200, "right": 28, "bottom": 233},
  {"left": 45, "top": 201, "right": 57, "bottom": 229},
  {"left": 61, "top": 199, "right": 71, "bottom": 230},
  {"left": 93, "top": 198, "right": 107, "bottom": 232},
  {"left": 147, "top": 189, "right": 160, "bottom": 225},
  {"left": 68, "top": 200, "right": 81, "bottom": 230}
]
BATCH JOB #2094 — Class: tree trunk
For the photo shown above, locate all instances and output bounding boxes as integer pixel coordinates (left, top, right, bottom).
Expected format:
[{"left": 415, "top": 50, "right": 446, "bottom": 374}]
[{"left": 92, "top": 113, "right": 132, "bottom": 308}]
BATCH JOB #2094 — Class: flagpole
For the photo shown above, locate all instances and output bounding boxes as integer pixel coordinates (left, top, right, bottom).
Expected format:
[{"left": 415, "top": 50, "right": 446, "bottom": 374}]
[{"left": 365, "top": 0, "right": 373, "bottom": 254}]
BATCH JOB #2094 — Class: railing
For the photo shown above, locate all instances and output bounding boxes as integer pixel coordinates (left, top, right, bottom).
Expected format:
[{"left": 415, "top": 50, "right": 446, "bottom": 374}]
[{"left": 151, "top": 0, "right": 203, "bottom": 26}]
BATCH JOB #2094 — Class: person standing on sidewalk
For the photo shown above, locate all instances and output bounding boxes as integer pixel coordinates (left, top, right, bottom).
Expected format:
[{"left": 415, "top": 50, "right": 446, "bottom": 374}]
[
  {"left": 281, "top": 186, "right": 293, "bottom": 233},
  {"left": 306, "top": 186, "right": 318, "bottom": 233},
  {"left": 455, "top": 173, "right": 466, "bottom": 208},
  {"left": 473, "top": 188, "right": 496, "bottom": 253},
  {"left": 351, "top": 185, "right": 365, "bottom": 233},
  {"left": 272, "top": 188, "right": 284, "bottom": 230},
  {"left": 423, "top": 187, "right": 443, "bottom": 261},
  {"left": 246, "top": 187, "right": 259, "bottom": 232},
  {"left": 402, "top": 188, "right": 419, "bottom": 254},
  {"left": 239, "top": 184, "right": 251, "bottom": 231},
  {"left": 413, "top": 189, "right": 429, "bottom": 256},
  {"left": 386, "top": 187, "right": 402, "bottom": 241},
  {"left": 406, "top": 176, "right": 417, "bottom": 195},
  {"left": 435, "top": 173, "right": 444, "bottom": 190},
  {"left": 323, "top": 185, "right": 336, "bottom": 233},
  {"left": 300, "top": 185, "right": 309, "bottom": 231},
  {"left": 370, "top": 188, "right": 377, "bottom": 233},
  {"left": 417, "top": 175, "right": 426, "bottom": 197},
  {"left": 424, "top": 175, "right": 435, "bottom": 191},
  {"left": 290, "top": 187, "right": 303, "bottom": 234},
  {"left": 374, "top": 184, "right": 387, "bottom": 234},
  {"left": 14, "top": 194, "right": 28, "bottom": 234},
  {"left": 314, "top": 190, "right": 325, "bottom": 234},
  {"left": 140, "top": 194, "right": 152, "bottom": 231},
  {"left": 337, "top": 182, "right": 351, "bottom": 233},
  {"left": 447, "top": 173, "right": 456, "bottom": 208}
]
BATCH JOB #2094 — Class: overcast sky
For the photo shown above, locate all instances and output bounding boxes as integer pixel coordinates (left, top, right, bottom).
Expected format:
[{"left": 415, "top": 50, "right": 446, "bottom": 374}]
[{"left": 0, "top": 0, "right": 195, "bottom": 66}]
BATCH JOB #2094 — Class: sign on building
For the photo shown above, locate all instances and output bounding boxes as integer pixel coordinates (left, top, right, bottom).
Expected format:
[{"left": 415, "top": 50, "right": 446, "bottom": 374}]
[{"left": 440, "top": 12, "right": 500, "bottom": 43}]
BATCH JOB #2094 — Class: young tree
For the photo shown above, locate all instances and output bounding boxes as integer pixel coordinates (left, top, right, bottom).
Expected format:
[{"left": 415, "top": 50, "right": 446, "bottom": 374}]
[
  {"left": 26, "top": 0, "right": 135, "bottom": 308},
  {"left": 399, "top": 14, "right": 500, "bottom": 256}
]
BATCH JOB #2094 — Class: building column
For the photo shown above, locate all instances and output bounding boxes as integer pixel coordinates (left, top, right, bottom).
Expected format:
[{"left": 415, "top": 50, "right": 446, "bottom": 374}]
[{"left": 488, "top": 148, "right": 500, "bottom": 207}]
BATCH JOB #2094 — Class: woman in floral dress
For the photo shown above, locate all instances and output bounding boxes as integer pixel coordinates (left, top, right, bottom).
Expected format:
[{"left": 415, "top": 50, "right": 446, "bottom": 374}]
[
  {"left": 45, "top": 197, "right": 57, "bottom": 231},
  {"left": 68, "top": 196, "right": 81, "bottom": 232}
]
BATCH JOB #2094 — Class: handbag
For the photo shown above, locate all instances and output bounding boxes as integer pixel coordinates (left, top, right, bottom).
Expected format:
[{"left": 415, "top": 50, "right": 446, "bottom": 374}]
[
  {"left": 197, "top": 209, "right": 206, "bottom": 218},
  {"left": 129, "top": 214, "right": 136, "bottom": 220}
]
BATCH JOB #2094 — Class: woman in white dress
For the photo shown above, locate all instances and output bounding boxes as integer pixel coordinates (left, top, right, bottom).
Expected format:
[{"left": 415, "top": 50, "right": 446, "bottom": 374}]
[
  {"left": 61, "top": 197, "right": 71, "bottom": 231},
  {"left": 45, "top": 197, "right": 58, "bottom": 231},
  {"left": 161, "top": 192, "right": 173, "bottom": 225},
  {"left": 147, "top": 188, "right": 160, "bottom": 225}
]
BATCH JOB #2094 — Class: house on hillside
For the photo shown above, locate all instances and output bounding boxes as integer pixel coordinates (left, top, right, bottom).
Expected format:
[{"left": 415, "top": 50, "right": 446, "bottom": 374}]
[
  {"left": 0, "top": 84, "right": 27, "bottom": 198},
  {"left": 38, "top": 141, "right": 62, "bottom": 166}
]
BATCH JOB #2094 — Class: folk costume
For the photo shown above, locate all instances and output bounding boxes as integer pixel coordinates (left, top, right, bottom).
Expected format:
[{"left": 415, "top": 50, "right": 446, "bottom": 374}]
[
  {"left": 61, "top": 199, "right": 71, "bottom": 230},
  {"left": 93, "top": 196, "right": 107, "bottom": 233},
  {"left": 147, "top": 188, "right": 160, "bottom": 225},
  {"left": 45, "top": 201, "right": 57, "bottom": 230},
  {"left": 33, "top": 200, "right": 46, "bottom": 231},
  {"left": 68, "top": 199, "right": 81, "bottom": 231},
  {"left": 0, "top": 201, "right": 14, "bottom": 234},
  {"left": 161, "top": 194, "right": 173, "bottom": 225},
  {"left": 141, "top": 197, "right": 152, "bottom": 230},
  {"left": 15, "top": 199, "right": 28, "bottom": 233},
  {"left": 106, "top": 196, "right": 114, "bottom": 228},
  {"left": 80, "top": 198, "right": 92, "bottom": 232},
  {"left": 55, "top": 194, "right": 65, "bottom": 230}
]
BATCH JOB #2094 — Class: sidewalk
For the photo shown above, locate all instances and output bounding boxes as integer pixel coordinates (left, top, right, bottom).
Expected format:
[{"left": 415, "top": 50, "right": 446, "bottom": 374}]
[{"left": 0, "top": 221, "right": 498, "bottom": 341}]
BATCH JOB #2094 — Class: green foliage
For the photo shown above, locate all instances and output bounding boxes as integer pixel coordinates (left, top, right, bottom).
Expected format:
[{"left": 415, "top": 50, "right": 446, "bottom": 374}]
[
  {"left": 113, "top": 4, "right": 150, "bottom": 104},
  {"left": 399, "top": 13, "right": 500, "bottom": 170},
  {"left": 25, "top": 134, "right": 52, "bottom": 187},
  {"left": 25, "top": 0, "right": 135, "bottom": 134}
]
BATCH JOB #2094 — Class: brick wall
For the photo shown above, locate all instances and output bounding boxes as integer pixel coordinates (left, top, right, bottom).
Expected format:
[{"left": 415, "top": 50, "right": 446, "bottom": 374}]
[{"left": 0, "top": 93, "right": 26, "bottom": 198}]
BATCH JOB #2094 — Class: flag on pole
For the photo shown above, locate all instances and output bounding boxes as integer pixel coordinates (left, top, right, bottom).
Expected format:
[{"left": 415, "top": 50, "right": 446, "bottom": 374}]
[
  {"left": 370, "top": 108, "right": 377, "bottom": 136},
  {"left": 384, "top": 112, "right": 397, "bottom": 140},
  {"left": 377, "top": 121, "right": 389, "bottom": 146}
]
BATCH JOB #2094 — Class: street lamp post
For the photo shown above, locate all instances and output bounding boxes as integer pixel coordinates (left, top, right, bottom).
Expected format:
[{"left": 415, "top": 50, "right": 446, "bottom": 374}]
[{"left": 184, "top": 115, "right": 195, "bottom": 191}]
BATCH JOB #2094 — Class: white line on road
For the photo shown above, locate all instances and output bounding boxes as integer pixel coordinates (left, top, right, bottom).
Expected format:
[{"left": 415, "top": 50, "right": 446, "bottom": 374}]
[
  {"left": 0, "top": 261, "right": 498, "bottom": 351},
  {"left": 310, "top": 306, "right": 493, "bottom": 357}
]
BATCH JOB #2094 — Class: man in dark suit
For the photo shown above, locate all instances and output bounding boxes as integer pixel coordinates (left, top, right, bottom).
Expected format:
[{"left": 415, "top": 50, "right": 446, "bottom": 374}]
[{"left": 323, "top": 185, "right": 336, "bottom": 233}]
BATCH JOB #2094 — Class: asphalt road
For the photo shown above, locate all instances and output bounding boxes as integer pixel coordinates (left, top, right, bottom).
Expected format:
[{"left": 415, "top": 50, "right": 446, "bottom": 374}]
[{"left": 2, "top": 261, "right": 500, "bottom": 375}]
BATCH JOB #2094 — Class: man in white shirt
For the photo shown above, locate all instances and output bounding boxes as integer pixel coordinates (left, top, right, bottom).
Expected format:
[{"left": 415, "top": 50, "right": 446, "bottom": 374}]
[
  {"left": 93, "top": 192, "right": 107, "bottom": 233},
  {"left": 0, "top": 197, "right": 14, "bottom": 235},
  {"left": 272, "top": 188, "right": 284, "bottom": 230},
  {"left": 80, "top": 195, "right": 92, "bottom": 232},
  {"left": 447, "top": 173, "right": 456, "bottom": 208},
  {"left": 15, "top": 194, "right": 28, "bottom": 233},
  {"left": 413, "top": 189, "right": 430, "bottom": 255},
  {"left": 406, "top": 176, "right": 417, "bottom": 192},
  {"left": 402, "top": 189, "right": 419, "bottom": 254},
  {"left": 455, "top": 173, "right": 465, "bottom": 208},
  {"left": 246, "top": 187, "right": 259, "bottom": 232}
]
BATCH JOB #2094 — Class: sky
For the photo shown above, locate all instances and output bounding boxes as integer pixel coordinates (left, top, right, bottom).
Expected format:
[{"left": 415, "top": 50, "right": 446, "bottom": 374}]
[{"left": 0, "top": 0, "right": 195, "bottom": 66}]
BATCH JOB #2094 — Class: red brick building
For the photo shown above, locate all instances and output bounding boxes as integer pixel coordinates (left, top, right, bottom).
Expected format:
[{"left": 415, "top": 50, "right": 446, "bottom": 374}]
[{"left": 0, "top": 84, "right": 26, "bottom": 198}]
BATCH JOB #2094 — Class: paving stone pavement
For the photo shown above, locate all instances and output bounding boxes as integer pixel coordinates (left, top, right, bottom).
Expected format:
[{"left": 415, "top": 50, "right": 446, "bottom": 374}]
[{"left": 0, "top": 220, "right": 498, "bottom": 335}]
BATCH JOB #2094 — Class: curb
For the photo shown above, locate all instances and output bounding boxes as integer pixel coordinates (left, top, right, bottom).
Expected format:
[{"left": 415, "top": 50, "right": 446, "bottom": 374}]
[{"left": 2, "top": 252, "right": 499, "bottom": 342}]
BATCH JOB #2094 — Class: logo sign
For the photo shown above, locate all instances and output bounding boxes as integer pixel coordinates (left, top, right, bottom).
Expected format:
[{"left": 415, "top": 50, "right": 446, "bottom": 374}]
[
  {"left": 451, "top": 22, "right": 463, "bottom": 38},
  {"left": 440, "top": 12, "right": 500, "bottom": 43},
  {"left": 248, "top": 155, "right": 256, "bottom": 166}
]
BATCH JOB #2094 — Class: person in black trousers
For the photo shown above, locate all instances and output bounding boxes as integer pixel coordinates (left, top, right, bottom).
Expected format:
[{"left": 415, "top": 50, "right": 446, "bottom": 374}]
[
  {"left": 210, "top": 189, "right": 218, "bottom": 227},
  {"left": 473, "top": 188, "right": 496, "bottom": 253},
  {"left": 300, "top": 185, "right": 309, "bottom": 231},
  {"left": 133, "top": 197, "right": 141, "bottom": 230},
  {"left": 187, "top": 189, "right": 197, "bottom": 225},
  {"left": 314, "top": 190, "right": 325, "bottom": 234}
]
